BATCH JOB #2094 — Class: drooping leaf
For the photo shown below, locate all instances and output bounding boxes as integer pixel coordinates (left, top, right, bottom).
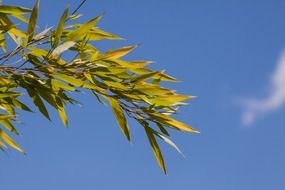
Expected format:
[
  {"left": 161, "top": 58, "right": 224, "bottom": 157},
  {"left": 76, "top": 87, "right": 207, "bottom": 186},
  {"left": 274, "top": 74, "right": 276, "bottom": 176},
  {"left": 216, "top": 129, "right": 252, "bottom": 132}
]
[
  {"left": 107, "top": 96, "right": 131, "bottom": 141},
  {"left": 0, "top": 119, "right": 19, "bottom": 135},
  {"left": 144, "top": 124, "right": 166, "bottom": 174},
  {"left": 55, "top": 96, "right": 68, "bottom": 127},
  {"left": 26, "top": 87, "right": 51, "bottom": 121},
  {"left": 153, "top": 130, "right": 184, "bottom": 157},
  {"left": 0, "top": 128, "right": 24, "bottom": 153}
]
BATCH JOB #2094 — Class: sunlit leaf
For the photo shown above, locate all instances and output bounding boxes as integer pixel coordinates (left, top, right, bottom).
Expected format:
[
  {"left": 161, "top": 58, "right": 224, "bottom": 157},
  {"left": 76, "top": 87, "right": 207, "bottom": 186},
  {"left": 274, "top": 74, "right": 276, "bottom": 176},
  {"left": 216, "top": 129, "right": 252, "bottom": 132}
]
[
  {"left": 27, "top": 0, "right": 39, "bottom": 42},
  {"left": 0, "top": 5, "right": 31, "bottom": 15},
  {"left": 0, "top": 128, "right": 24, "bottom": 153},
  {"left": 144, "top": 124, "right": 166, "bottom": 174},
  {"left": 53, "top": 6, "right": 69, "bottom": 48},
  {"left": 107, "top": 96, "right": 131, "bottom": 141},
  {"left": 65, "top": 15, "right": 102, "bottom": 41},
  {"left": 103, "top": 45, "right": 137, "bottom": 60}
]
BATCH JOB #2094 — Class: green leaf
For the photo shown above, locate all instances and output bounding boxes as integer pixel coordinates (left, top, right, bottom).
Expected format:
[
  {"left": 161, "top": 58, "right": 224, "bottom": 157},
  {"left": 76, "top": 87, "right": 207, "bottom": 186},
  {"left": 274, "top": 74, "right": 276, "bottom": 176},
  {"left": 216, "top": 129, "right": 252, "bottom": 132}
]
[
  {"left": 144, "top": 124, "right": 166, "bottom": 174},
  {"left": 53, "top": 73, "right": 105, "bottom": 92},
  {"left": 10, "top": 99, "right": 32, "bottom": 112},
  {"left": 103, "top": 45, "right": 137, "bottom": 60},
  {"left": 68, "top": 14, "right": 82, "bottom": 20},
  {"left": 11, "top": 14, "right": 29, "bottom": 23},
  {"left": 50, "top": 79, "right": 76, "bottom": 92},
  {"left": 53, "top": 6, "right": 69, "bottom": 48},
  {"left": 128, "top": 71, "right": 161, "bottom": 84},
  {"left": 26, "top": 88, "right": 51, "bottom": 121},
  {"left": 0, "top": 128, "right": 24, "bottom": 153},
  {"left": 107, "top": 96, "right": 131, "bottom": 141},
  {"left": 0, "top": 92, "right": 21, "bottom": 98},
  {"left": 27, "top": 0, "right": 39, "bottom": 42},
  {"left": 146, "top": 111, "right": 199, "bottom": 133},
  {"left": 0, "top": 119, "right": 19, "bottom": 135},
  {"left": 0, "top": 5, "right": 31, "bottom": 15},
  {"left": 65, "top": 16, "right": 102, "bottom": 41},
  {"left": 56, "top": 97, "right": 68, "bottom": 127}
]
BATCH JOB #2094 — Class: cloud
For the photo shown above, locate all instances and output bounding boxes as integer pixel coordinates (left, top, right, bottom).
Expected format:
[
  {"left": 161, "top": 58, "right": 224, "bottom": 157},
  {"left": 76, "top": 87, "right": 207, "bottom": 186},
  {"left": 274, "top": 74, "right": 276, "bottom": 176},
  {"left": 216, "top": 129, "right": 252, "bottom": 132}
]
[{"left": 242, "top": 49, "right": 285, "bottom": 126}]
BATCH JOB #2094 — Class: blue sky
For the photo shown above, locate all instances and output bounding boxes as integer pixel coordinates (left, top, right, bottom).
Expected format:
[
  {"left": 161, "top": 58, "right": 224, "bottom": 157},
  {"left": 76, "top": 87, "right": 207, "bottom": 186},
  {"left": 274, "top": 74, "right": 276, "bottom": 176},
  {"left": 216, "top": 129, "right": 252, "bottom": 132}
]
[{"left": 1, "top": 0, "right": 285, "bottom": 189}]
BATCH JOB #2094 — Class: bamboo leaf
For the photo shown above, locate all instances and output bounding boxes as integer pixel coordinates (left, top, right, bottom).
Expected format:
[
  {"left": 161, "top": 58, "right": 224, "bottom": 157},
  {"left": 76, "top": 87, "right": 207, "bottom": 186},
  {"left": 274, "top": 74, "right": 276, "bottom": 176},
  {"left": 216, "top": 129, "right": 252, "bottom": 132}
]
[
  {"left": 26, "top": 88, "right": 50, "bottom": 121},
  {"left": 128, "top": 71, "right": 161, "bottom": 84},
  {"left": 146, "top": 111, "right": 199, "bottom": 133},
  {"left": 52, "top": 41, "right": 76, "bottom": 56},
  {"left": 153, "top": 130, "right": 184, "bottom": 157},
  {"left": 107, "top": 97, "right": 130, "bottom": 141},
  {"left": 103, "top": 45, "right": 137, "bottom": 60},
  {"left": 0, "top": 128, "right": 24, "bottom": 153},
  {"left": 56, "top": 97, "right": 68, "bottom": 127},
  {"left": 0, "top": 120, "right": 19, "bottom": 135},
  {"left": 65, "top": 16, "right": 102, "bottom": 41},
  {"left": 0, "top": 5, "right": 31, "bottom": 15},
  {"left": 11, "top": 14, "right": 29, "bottom": 23},
  {"left": 53, "top": 6, "right": 69, "bottom": 48},
  {"left": 144, "top": 125, "right": 166, "bottom": 174},
  {"left": 27, "top": 0, "right": 39, "bottom": 42},
  {"left": 50, "top": 79, "right": 76, "bottom": 92}
]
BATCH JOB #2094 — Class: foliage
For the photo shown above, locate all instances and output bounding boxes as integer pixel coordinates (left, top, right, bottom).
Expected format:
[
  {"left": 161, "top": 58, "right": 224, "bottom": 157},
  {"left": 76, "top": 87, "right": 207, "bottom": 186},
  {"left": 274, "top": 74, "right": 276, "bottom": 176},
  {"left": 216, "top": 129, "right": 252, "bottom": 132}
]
[{"left": 0, "top": 0, "right": 199, "bottom": 174}]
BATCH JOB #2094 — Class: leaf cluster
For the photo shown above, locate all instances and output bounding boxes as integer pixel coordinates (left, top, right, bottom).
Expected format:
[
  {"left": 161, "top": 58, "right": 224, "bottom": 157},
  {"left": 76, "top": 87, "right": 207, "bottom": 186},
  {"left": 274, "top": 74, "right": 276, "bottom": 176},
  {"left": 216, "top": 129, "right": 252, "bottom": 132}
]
[{"left": 0, "top": 1, "right": 199, "bottom": 174}]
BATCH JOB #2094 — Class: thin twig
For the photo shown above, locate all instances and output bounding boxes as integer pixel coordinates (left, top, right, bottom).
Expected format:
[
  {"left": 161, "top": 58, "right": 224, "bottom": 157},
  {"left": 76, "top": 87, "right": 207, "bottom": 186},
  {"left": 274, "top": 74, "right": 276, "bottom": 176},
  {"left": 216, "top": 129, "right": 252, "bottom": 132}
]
[{"left": 71, "top": 0, "right": 87, "bottom": 16}]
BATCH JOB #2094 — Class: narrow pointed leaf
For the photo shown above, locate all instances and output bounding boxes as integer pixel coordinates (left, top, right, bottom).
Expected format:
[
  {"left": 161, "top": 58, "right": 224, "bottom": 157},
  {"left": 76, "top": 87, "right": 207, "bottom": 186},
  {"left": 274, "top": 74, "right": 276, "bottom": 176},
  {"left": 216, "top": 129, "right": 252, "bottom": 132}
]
[
  {"left": 0, "top": 5, "right": 31, "bottom": 15},
  {"left": 27, "top": 0, "right": 39, "bottom": 42},
  {"left": 103, "top": 45, "right": 137, "bottom": 60},
  {"left": 65, "top": 16, "right": 102, "bottom": 41},
  {"left": 107, "top": 97, "right": 130, "bottom": 141},
  {"left": 144, "top": 125, "right": 166, "bottom": 174},
  {"left": 26, "top": 88, "right": 50, "bottom": 121},
  {"left": 0, "top": 128, "right": 24, "bottom": 153},
  {"left": 52, "top": 41, "right": 75, "bottom": 56},
  {"left": 53, "top": 6, "right": 69, "bottom": 48},
  {"left": 147, "top": 111, "right": 199, "bottom": 133}
]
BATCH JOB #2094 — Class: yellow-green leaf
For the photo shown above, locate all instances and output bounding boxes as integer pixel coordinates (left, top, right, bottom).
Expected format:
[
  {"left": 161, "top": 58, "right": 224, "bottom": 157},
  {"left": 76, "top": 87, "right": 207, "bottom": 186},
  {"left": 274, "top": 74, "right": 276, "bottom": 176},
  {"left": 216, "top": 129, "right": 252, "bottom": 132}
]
[
  {"left": 103, "top": 45, "right": 137, "bottom": 60},
  {"left": 56, "top": 97, "right": 68, "bottom": 127},
  {"left": 0, "top": 119, "right": 19, "bottom": 135},
  {"left": 107, "top": 96, "right": 130, "bottom": 141},
  {"left": 53, "top": 6, "right": 69, "bottom": 48},
  {"left": 26, "top": 88, "right": 50, "bottom": 121},
  {"left": 0, "top": 5, "right": 31, "bottom": 15},
  {"left": 65, "top": 16, "right": 102, "bottom": 41},
  {"left": 0, "top": 128, "right": 24, "bottom": 153},
  {"left": 27, "top": 0, "right": 39, "bottom": 42},
  {"left": 147, "top": 111, "right": 199, "bottom": 133},
  {"left": 144, "top": 125, "right": 166, "bottom": 174}
]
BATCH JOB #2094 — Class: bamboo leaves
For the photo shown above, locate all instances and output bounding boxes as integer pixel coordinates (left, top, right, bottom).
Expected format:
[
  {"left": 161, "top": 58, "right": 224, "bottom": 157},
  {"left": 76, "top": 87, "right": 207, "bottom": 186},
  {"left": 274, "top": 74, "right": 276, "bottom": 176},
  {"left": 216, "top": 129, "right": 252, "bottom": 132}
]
[{"left": 0, "top": 0, "right": 198, "bottom": 174}]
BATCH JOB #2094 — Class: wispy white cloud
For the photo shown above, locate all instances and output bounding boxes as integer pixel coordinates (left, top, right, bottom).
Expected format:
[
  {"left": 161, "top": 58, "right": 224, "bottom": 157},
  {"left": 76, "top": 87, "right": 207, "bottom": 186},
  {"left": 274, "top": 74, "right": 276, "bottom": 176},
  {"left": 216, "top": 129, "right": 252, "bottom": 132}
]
[{"left": 242, "top": 49, "right": 285, "bottom": 126}]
